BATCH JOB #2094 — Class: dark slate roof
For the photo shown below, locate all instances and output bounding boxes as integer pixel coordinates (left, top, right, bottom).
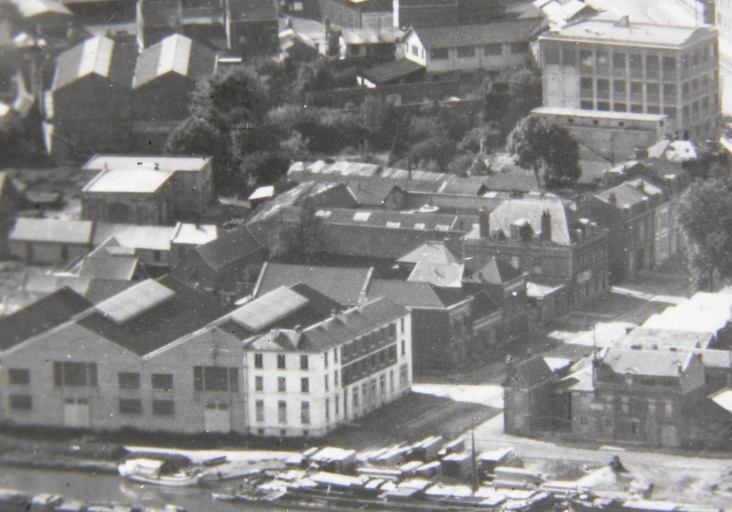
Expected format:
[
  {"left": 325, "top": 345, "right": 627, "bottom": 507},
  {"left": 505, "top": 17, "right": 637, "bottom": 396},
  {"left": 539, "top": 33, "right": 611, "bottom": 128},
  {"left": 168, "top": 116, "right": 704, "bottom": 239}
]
[
  {"left": 76, "top": 276, "right": 229, "bottom": 357},
  {"left": 78, "top": 257, "right": 138, "bottom": 280},
  {"left": 195, "top": 227, "right": 264, "bottom": 270},
  {"left": 471, "top": 291, "right": 500, "bottom": 318},
  {"left": 133, "top": 34, "right": 217, "bottom": 89},
  {"left": 0, "top": 288, "right": 93, "bottom": 351},
  {"left": 505, "top": 356, "right": 555, "bottom": 388},
  {"left": 53, "top": 36, "right": 137, "bottom": 91},
  {"left": 253, "top": 263, "right": 374, "bottom": 306},
  {"left": 464, "top": 257, "right": 522, "bottom": 285},
  {"left": 367, "top": 279, "right": 468, "bottom": 309},
  {"left": 410, "top": 17, "right": 543, "bottom": 49},
  {"left": 361, "top": 59, "right": 424, "bottom": 85}
]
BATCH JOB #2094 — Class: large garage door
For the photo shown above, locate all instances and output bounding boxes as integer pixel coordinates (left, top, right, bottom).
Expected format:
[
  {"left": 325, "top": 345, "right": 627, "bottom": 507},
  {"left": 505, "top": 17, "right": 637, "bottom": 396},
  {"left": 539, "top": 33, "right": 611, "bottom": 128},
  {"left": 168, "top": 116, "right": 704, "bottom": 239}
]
[
  {"left": 204, "top": 401, "right": 231, "bottom": 433},
  {"left": 63, "top": 398, "right": 90, "bottom": 428}
]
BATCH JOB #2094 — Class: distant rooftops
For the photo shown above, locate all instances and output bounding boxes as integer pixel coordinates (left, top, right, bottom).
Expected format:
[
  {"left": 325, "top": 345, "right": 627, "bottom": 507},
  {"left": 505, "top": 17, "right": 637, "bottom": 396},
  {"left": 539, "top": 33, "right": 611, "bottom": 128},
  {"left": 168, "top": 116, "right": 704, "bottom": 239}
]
[
  {"left": 132, "top": 34, "right": 217, "bottom": 89},
  {"left": 539, "top": 18, "right": 716, "bottom": 48},
  {"left": 407, "top": 17, "right": 544, "bottom": 49}
]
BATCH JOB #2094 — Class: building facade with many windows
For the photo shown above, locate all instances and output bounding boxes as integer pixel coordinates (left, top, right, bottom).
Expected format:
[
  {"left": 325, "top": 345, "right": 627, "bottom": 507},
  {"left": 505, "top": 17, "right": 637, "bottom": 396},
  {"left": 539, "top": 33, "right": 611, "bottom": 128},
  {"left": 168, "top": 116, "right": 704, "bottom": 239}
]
[{"left": 539, "top": 18, "right": 720, "bottom": 140}]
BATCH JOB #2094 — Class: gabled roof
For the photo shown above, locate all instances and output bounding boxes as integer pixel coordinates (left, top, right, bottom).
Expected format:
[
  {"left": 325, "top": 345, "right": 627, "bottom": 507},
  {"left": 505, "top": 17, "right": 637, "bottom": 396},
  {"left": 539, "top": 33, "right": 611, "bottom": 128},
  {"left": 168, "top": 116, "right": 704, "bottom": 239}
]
[
  {"left": 398, "top": 241, "right": 463, "bottom": 265},
  {"left": 594, "top": 181, "right": 650, "bottom": 210},
  {"left": 366, "top": 279, "right": 467, "bottom": 309},
  {"left": 600, "top": 348, "right": 697, "bottom": 378},
  {"left": 346, "top": 180, "right": 402, "bottom": 207},
  {"left": 253, "top": 262, "right": 373, "bottom": 306},
  {"left": 92, "top": 224, "right": 177, "bottom": 251},
  {"left": 485, "top": 199, "right": 581, "bottom": 245},
  {"left": 408, "top": 262, "right": 464, "bottom": 288},
  {"left": 133, "top": 34, "right": 217, "bottom": 89},
  {"left": 464, "top": 257, "right": 522, "bottom": 285},
  {"left": 361, "top": 59, "right": 424, "bottom": 85},
  {"left": 0, "top": 288, "right": 93, "bottom": 351},
  {"left": 194, "top": 227, "right": 264, "bottom": 270},
  {"left": 504, "top": 356, "right": 555, "bottom": 388},
  {"left": 10, "top": 0, "right": 71, "bottom": 19},
  {"left": 53, "top": 36, "right": 136, "bottom": 91},
  {"left": 83, "top": 155, "right": 212, "bottom": 172},
  {"left": 78, "top": 257, "right": 138, "bottom": 280},
  {"left": 171, "top": 223, "right": 218, "bottom": 246},
  {"left": 9, "top": 218, "right": 94, "bottom": 245},
  {"left": 438, "top": 178, "right": 488, "bottom": 196},
  {"left": 76, "top": 276, "right": 228, "bottom": 357},
  {"left": 408, "top": 17, "right": 543, "bottom": 49}
]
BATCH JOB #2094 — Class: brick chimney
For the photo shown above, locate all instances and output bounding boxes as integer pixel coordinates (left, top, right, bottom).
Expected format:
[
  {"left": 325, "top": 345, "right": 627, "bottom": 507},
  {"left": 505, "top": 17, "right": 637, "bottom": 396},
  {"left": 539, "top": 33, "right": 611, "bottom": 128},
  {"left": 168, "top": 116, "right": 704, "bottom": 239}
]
[{"left": 479, "top": 206, "right": 490, "bottom": 238}]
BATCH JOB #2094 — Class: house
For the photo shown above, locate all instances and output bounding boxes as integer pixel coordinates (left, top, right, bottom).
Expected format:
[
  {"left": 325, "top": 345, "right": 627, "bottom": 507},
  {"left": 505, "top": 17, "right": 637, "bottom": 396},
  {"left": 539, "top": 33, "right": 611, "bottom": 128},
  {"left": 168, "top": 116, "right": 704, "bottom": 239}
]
[
  {"left": 338, "top": 27, "right": 402, "bottom": 64},
  {"left": 318, "top": 0, "right": 392, "bottom": 29},
  {"left": 533, "top": 0, "right": 597, "bottom": 29},
  {"left": 251, "top": 262, "right": 374, "bottom": 306},
  {"left": 131, "top": 34, "right": 218, "bottom": 151},
  {"left": 503, "top": 356, "right": 557, "bottom": 436},
  {"left": 357, "top": 59, "right": 426, "bottom": 87},
  {"left": 91, "top": 224, "right": 178, "bottom": 268},
  {"left": 8, "top": 0, "right": 74, "bottom": 38},
  {"left": 461, "top": 199, "right": 608, "bottom": 306},
  {"left": 9, "top": 218, "right": 94, "bottom": 265},
  {"left": 581, "top": 178, "right": 663, "bottom": 282},
  {"left": 365, "top": 279, "right": 500, "bottom": 373},
  {"left": 171, "top": 227, "right": 267, "bottom": 295},
  {"left": 83, "top": 155, "right": 214, "bottom": 220},
  {"left": 241, "top": 294, "right": 412, "bottom": 436},
  {"left": 402, "top": 18, "right": 543, "bottom": 75},
  {"left": 539, "top": 18, "right": 720, "bottom": 140},
  {"left": 43, "top": 35, "right": 137, "bottom": 158}
]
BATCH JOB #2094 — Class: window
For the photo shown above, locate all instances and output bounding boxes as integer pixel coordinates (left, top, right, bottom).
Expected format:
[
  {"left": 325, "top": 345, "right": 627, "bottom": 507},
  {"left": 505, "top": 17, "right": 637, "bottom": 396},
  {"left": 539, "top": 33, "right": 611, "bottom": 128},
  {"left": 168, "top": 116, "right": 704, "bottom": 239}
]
[
  {"left": 631, "top": 422, "right": 639, "bottom": 435},
  {"left": 353, "top": 386, "right": 360, "bottom": 407},
  {"left": 118, "top": 372, "right": 140, "bottom": 389},
  {"left": 399, "top": 363, "right": 409, "bottom": 388},
  {"left": 324, "top": 352, "right": 328, "bottom": 368},
  {"left": 485, "top": 43, "right": 502, "bottom": 56},
  {"left": 401, "top": 340, "right": 406, "bottom": 356},
  {"left": 646, "top": 54, "right": 659, "bottom": 79},
  {"left": 411, "top": 44, "right": 419, "bottom": 56},
  {"left": 9, "top": 394, "right": 32, "bottom": 410},
  {"left": 334, "top": 370, "right": 339, "bottom": 387},
  {"left": 300, "top": 355, "right": 308, "bottom": 370},
  {"left": 562, "top": 46, "right": 577, "bottom": 66},
  {"left": 647, "top": 105, "right": 660, "bottom": 114},
  {"left": 400, "top": 318, "right": 405, "bottom": 334},
  {"left": 613, "top": 52, "right": 626, "bottom": 70},
  {"left": 629, "top": 53, "right": 642, "bottom": 77},
  {"left": 334, "top": 347, "right": 338, "bottom": 363},
  {"left": 119, "top": 398, "right": 142, "bottom": 414},
  {"left": 580, "top": 50, "right": 593, "bottom": 71},
  {"left": 152, "top": 399, "right": 174, "bottom": 416},
  {"left": 325, "top": 398, "right": 330, "bottom": 421},
  {"left": 254, "top": 353, "right": 263, "bottom": 368},
  {"left": 278, "top": 377, "right": 286, "bottom": 392},
  {"left": 457, "top": 46, "right": 476, "bottom": 58},
  {"left": 597, "top": 101, "right": 610, "bottom": 111},
  {"left": 631, "top": 104, "right": 643, "bottom": 113},
  {"left": 663, "top": 56, "right": 677, "bottom": 74},
  {"left": 613, "top": 103, "right": 627, "bottom": 112},
  {"left": 151, "top": 373, "right": 173, "bottom": 391},
  {"left": 380, "top": 374, "right": 386, "bottom": 397},
  {"left": 301, "top": 377, "right": 309, "bottom": 393},
  {"left": 255, "top": 376, "right": 264, "bottom": 391},
  {"left": 8, "top": 369, "right": 30, "bottom": 385},
  {"left": 390, "top": 370, "right": 395, "bottom": 393},
  {"left": 256, "top": 400, "right": 265, "bottom": 422},
  {"left": 664, "top": 107, "right": 677, "bottom": 118},
  {"left": 53, "top": 362, "right": 97, "bottom": 387},
  {"left": 301, "top": 401, "right": 310, "bottom": 424},
  {"left": 580, "top": 100, "right": 594, "bottom": 110},
  {"left": 663, "top": 83, "right": 677, "bottom": 102},
  {"left": 429, "top": 48, "right": 448, "bottom": 60},
  {"left": 544, "top": 45, "right": 560, "bottom": 64},
  {"left": 153, "top": 251, "right": 162, "bottom": 263},
  {"left": 335, "top": 395, "right": 340, "bottom": 416},
  {"left": 193, "top": 366, "right": 238, "bottom": 392},
  {"left": 510, "top": 42, "right": 529, "bottom": 54},
  {"left": 278, "top": 400, "right": 287, "bottom": 423},
  {"left": 277, "top": 354, "right": 286, "bottom": 369}
]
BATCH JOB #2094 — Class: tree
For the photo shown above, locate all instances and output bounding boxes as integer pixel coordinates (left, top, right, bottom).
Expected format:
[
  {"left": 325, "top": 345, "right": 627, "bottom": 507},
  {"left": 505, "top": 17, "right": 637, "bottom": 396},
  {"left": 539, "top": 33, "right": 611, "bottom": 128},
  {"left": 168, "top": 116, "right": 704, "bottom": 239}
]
[
  {"left": 677, "top": 178, "right": 732, "bottom": 291},
  {"left": 506, "top": 115, "right": 581, "bottom": 189},
  {"left": 270, "top": 201, "right": 331, "bottom": 265},
  {"left": 359, "top": 95, "right": 401, "bottom": 151}
]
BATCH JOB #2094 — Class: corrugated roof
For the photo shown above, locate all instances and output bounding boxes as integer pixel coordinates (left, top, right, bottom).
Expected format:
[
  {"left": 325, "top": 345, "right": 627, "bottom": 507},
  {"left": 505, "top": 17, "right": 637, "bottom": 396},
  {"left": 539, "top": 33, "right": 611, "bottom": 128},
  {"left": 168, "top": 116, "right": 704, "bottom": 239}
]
[
  {"left": 398, "top": 241, "right": 463, "bottom": 265},
  {"left": 0, "top": 288, "right": 92, "bottom": 351},
  {"left": 229, "top": 286, "right": 310, "bottom": 332},
  {"left": 83, "top": 168, "right": 174, "bottom": 193},
  {"left": 195, "top": 227, "right": 264, "bottom": 270},
  {"left": 9, "top": 218, "right": 93, "bottom": 245},
  {"left": 83, "top": 155, "right": 211, "bottom": 172},
  {"left": 77, "top": 276, "right": 228, "bottom": 356},
  {"left": 410, "top": 17, "right": 543, "bottom": 49},
  {"left": 53, "top": 36, "right": 136, "bottom": 91},
  {"left": 93, "top": 224, "right": 177, "bottom": 251},
  {"left": 95, "top": 279, "right": 175, "bottom": 324},
  {"left": 133, "top": 34, "right": 217, "bottom": 89},
  {"left": 254, "top": 263, "right": 373, "bottom": 306}
]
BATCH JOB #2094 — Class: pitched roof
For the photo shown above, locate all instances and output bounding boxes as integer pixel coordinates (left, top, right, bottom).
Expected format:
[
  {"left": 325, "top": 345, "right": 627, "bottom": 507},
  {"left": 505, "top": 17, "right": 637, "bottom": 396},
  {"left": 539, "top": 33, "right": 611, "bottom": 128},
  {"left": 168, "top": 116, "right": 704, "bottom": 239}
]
[
  {"left": 82, "top": 168, "right": 174, "bottom": 194},
  {"left": 366, "top": 279, "right": 467, "bottom": 309},
  {"left": 11, "top": 0, "right": 72, "bottom": 18},
  {"left": 438, "top": 178, "right": 487, "bottom": 196},
  {"left": 78, "top": 257, "right": 138, "bottom": 280},
  {"left": 133, "top": 34, "right": 217, "bottom": 89},
  {"left": 595, "top": 181, "right": 651, "bottom": 210},
  {"left": 76, "top": 276, "right": 228, "bottom": 357},
  {"left": 361, "top": 59, "right": 424, "bottom": 85},
  {"left": 253, "top": 263, "right": 373, "bottom": 306},
  {"left": 409, "top": 17, "right": 543, "bottom": 49},
  {"left": 464, "top": 257, "right": 522, "bottom": 285},
  {"left": 53, "top": 36, "right": 136, "bottom": 91},
  {"left": 83, "top": 155, "right": 212, "bottom": 172},
  {"left": 346, "top": 180, "right": 401, "bottom": 207},
  {"left": 171, "top": 223, "right": 218, "bottom": 246},
  {"left": 619, "top": 328, "right": 714, "bottom": 351},
  {"left": 408, "top": 262, "right": 465, "bottom": 288},
  {"left": 194, "top": 227, "right": 264, "bottom": 270},
  {"left": 0, "top": 288, "right": 93, "bottom": 351},
  {"left": 601, "top": 348, "right": 696, "bottom": 377},
  {"left": 92, "top": 224, "right": 177, "bottom": 251},
  {"left": 505, "top": 356, "right": 555, "bottom": 387},
  {"left": 398, "top": 241, "right": 463, "bottom": 265},
  {"left": 485, "top": 199, "right": 581, "bottom": 245},
  {"left": 9, "top": 218, "right": 94, "bottom": 245}
]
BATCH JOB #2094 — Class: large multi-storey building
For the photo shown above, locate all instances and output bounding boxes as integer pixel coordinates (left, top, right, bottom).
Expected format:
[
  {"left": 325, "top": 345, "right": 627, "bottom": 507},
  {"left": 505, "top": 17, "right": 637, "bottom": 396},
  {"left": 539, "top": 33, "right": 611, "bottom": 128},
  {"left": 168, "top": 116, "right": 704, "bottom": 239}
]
[{"left": 539, "top": 18, "right": 720, "bottom": 140}]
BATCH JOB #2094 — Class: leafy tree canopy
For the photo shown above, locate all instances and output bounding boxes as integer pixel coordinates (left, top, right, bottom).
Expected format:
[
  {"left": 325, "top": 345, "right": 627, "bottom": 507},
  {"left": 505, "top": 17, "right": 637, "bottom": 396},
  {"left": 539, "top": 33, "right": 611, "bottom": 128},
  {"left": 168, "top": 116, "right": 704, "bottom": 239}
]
[{"left": 506, "top": 115, "right": 581, "bottom": 189}]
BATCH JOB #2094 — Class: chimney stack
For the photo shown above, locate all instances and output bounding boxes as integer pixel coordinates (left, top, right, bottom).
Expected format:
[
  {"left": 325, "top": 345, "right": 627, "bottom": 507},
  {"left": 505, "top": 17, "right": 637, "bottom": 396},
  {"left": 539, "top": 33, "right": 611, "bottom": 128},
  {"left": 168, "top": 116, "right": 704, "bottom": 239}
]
[
  {"left": 608, "top": 192, "right": 617, "bottom": 204},
  {"left": 540, "top": 209, "right": 552, "bottom": 243},
  {"left": 479, "top": 207, "right": 490, "bottom": 238}
]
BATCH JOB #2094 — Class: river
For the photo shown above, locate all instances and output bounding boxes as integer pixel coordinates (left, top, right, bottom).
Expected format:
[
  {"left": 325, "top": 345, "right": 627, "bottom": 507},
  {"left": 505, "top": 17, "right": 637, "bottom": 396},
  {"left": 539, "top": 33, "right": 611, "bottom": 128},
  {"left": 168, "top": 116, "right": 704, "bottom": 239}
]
[{"left": 0, "top": 466, "right": 278, "bottom": 512}]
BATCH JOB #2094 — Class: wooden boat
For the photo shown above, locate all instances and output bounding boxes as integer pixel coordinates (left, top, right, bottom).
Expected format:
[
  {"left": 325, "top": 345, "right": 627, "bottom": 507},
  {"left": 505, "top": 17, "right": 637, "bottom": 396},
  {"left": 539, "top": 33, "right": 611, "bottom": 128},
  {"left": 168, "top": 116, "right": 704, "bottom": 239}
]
[
  {"left": 118, "top": 459, "right": 201, "bottom": 488},
  {"left": 0, "top": 489, "right": 33, "bottom": 512}
]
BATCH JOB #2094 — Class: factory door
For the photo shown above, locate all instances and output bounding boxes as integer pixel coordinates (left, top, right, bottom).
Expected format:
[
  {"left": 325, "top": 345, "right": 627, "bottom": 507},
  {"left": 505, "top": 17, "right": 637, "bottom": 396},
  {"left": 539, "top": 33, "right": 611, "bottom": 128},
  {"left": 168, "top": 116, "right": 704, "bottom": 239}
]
[
  {"left": 204, "top": 401, "right": 231, "bottom": 433},
  {"left": 63, "top": 398, "right": 90, "bottom": 428}
]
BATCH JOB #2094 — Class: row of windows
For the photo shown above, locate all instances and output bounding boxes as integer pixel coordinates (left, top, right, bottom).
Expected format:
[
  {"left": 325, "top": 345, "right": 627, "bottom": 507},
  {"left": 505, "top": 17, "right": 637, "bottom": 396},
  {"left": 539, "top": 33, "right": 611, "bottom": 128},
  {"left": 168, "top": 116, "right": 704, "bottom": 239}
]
[
  {"left": 254, "top": 399, "right": 320, "bottom": 424},
  {"left": 7, "top": 395, "right": 176, "bottom": 416},
  {"left": 193, "top": 366, "right": 238, "bottom": 392},
  {"left": 118, "top": 372, "right": 173, "bottom": 391},
  {"left": 254, "top": 351, "right": 338, "bottom": 371},
  {"left": 341, "top": 323, "right": 398, "bottom": 363},
  {"left": 428, "top": 42, "right": 528, "bottom": 61},
  {"left": 578, "top": 100, "right": 677, "bottom": 117},
  {"left": 254, "top": 372, "right": 340, "bottom": 393},
  {"left": 342, "top": 345, "right": 398, "bottom": 387}
]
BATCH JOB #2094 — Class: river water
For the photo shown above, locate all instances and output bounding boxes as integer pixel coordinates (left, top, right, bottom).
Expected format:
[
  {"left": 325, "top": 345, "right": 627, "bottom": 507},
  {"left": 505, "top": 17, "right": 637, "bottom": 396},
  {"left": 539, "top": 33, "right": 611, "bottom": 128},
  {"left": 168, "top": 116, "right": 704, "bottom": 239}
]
[{"left": 0, "top": 466, "right": 275, "bottom": 512}]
